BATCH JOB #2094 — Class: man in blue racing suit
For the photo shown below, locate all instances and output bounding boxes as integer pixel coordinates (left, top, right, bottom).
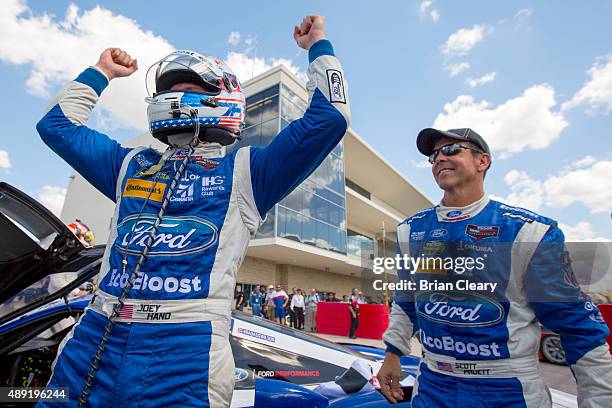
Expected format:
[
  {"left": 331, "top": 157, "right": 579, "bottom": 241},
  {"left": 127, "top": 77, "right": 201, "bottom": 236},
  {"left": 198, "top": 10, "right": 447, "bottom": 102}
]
[
  {"left": 378, "top": 128, "right": 612, "bottom": 407},
  {"left": 37, "top": 15, "right": 350, "bottom": 407}
]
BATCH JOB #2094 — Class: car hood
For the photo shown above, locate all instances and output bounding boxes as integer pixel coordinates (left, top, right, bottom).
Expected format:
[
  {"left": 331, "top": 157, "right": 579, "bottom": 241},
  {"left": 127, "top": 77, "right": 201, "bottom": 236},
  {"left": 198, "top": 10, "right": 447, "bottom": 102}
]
[{"left": 0, "top": 182, "right": 85, "bottom": 304}]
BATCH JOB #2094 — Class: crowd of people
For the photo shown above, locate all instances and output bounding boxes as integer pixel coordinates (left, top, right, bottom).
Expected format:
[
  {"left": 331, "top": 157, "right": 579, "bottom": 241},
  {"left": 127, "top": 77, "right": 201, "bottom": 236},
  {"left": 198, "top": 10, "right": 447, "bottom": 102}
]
[{"left": 233, "top": 284, "right": 367, "bottom": 336}]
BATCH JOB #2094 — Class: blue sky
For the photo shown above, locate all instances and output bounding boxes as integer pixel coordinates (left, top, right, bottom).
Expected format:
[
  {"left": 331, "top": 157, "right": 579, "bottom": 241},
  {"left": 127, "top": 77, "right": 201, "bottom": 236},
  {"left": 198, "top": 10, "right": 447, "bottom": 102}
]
[{"left": 1, "top": 0, "right": 611, "bottom": 240}]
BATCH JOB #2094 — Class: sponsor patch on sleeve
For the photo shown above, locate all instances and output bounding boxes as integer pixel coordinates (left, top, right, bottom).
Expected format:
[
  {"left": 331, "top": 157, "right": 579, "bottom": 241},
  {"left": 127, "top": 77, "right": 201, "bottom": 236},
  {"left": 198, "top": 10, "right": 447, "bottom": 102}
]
[
  {"left": 326, "top": 69, "right": 346, "bottom": 104},
  {"left": 122, "top": 178, "right": 167, "bottom": 202}
]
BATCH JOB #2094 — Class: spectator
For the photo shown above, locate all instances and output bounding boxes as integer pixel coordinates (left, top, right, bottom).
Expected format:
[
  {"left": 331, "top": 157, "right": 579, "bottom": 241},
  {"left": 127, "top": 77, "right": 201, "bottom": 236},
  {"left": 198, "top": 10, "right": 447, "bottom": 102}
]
[
  {"left": 249, "top": 285, "right": 262, "bottom": 317},
  {"left": 305, "top": 289, "right": 320, "bottom": 332},
  {"left": 291, "top": 289, "right": 305, "bottom": 330},
  {"left": 325, "top": 293, "right": 333, "bottom": 302},
  {"left": 358, "top": 291, "right": 367, "bottom": 304},
  {"left": 272, "top": 284, "right": 289, "bottom": 325},
  {"left": 265, "top": 285, "right": 275, "bottom": 320},
  {"left": 288, "top": 287, "right": 297, "bottom": 328},
  {"left": 342, "top": 295, "right": 349, "bottom": 303},
  {"left": 326, "top": 292, "right": 340, "bottom": 302},
  {"left": 348, "top": 288, "right": 360, "bottom": 339},
  {"left": 234, "top": 285, "right": 245, "bottom": 311}
]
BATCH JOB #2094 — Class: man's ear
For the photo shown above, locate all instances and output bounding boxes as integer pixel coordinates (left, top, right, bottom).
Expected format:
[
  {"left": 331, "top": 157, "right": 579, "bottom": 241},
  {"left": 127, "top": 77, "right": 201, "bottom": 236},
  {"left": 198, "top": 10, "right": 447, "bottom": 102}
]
[{"left": 479, "top": 154, "right": 491, "bottom": 172}]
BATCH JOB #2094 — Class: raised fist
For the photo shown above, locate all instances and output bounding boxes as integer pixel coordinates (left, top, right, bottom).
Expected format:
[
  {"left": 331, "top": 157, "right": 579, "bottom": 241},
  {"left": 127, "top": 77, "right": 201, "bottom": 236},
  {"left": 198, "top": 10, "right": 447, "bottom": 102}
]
[
  {"left": 293, "top": 15, "right": 326, "bottom": 50},
  {"left": 94, "top": 48, "right": 138, "bottom": 81}
]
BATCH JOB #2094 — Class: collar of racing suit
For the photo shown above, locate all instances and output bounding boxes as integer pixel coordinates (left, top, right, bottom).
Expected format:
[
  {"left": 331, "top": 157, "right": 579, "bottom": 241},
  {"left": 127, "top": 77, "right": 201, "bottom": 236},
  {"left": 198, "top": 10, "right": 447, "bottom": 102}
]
[
  {"left": 167, "top": 142, "right": 228, "bottom": 160},
  {"left": 192, "top": 142, "right": 228, "bottom": 158},
  {"left": 435, "top": 194, "right": 490, "bottom": 222}
]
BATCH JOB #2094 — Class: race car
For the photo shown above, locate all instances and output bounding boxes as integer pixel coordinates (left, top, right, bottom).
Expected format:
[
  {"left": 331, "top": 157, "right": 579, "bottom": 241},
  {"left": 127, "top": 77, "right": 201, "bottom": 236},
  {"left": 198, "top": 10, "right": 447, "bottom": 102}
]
[
  {"left": 0, "top": 182, "right": 580, "bottom": 407},
  {"left": 0, "top": 182, "right": 415, "bottom": 406},
  {"left": 539, "top": 329, "right": 567, "bottom": 365}
]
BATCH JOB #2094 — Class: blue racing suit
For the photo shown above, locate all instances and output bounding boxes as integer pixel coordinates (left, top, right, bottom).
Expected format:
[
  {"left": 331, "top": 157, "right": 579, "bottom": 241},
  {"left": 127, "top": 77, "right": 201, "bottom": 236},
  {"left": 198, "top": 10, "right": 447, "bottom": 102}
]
[
  {"left": 36, "top": 40, "right": 350, "bottom": 407},
  {"left": 383, "top": 195, "right": 612, "bottom": 408}
]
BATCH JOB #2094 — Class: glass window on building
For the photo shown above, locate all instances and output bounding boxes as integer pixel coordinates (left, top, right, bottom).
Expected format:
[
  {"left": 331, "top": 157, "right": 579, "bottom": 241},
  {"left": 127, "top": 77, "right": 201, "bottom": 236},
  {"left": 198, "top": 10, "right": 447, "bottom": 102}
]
[
  {"left": 239, "top": 85, "right": 280, "bottom": 150},
  {"left": 257, "top": 210, "right": 275, "bottom": 238},
  {"left": 347, "top": 229, "right": 375, "bottom": 258},
  {"left": 239, "top": 83, "right": 348, "bottom": 253},
  {"left": 345, "top": 178, "right": 370, "bottom": 200}
]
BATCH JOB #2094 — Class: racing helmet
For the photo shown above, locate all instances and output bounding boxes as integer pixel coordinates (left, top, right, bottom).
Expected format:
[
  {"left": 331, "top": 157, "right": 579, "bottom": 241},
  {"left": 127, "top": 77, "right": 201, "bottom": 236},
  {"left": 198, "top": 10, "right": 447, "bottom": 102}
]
[
  {"left": 67, "top": 219, "right": 94, "bottom": 247},
  {"left": 145, "top": 50, "right": 245, "bottom": 146}
]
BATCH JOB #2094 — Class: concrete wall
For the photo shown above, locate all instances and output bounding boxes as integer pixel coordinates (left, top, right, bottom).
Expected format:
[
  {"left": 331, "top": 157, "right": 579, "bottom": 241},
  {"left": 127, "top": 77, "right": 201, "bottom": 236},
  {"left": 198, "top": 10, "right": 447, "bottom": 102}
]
[
  {"left": 236, "top": 256, "right": 277, "bottom": 285},
  {"left": 60, "top": 172, "right": 115, "bottom": 245},
  {"left": 236, "top": 256, "right": 362, "bottom": 297},
  {"left": 287, "top": 265, "right": 362, "bottom": 297}
]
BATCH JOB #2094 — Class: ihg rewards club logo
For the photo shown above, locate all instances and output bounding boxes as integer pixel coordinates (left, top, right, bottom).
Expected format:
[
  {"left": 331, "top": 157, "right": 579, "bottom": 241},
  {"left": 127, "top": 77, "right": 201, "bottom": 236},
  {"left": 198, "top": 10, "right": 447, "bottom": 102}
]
[{"left": 370, "top": 251, "right": 498, "bottom": 293}]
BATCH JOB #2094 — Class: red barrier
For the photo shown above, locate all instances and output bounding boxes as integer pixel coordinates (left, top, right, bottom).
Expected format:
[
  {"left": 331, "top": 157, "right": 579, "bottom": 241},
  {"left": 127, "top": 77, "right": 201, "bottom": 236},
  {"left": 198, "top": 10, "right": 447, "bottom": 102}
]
[
  {"left": 356, "top": 304, "right": 390, "bottom": 339},
  {"left": 597, "top": 304, "right": 612, "bottom": 350},
  {"left": 316, "top": 302, "right": 389, "bottom": 340},
  {"left": 317, "top": 302, "right": 612, "bottom": 344}
]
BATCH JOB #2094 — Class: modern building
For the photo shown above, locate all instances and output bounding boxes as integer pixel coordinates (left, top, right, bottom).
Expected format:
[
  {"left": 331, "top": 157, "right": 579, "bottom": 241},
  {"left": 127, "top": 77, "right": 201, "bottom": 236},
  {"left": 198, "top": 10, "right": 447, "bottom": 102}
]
[{"left": 60, "top": 65, "right": 432, "bottom": 299}]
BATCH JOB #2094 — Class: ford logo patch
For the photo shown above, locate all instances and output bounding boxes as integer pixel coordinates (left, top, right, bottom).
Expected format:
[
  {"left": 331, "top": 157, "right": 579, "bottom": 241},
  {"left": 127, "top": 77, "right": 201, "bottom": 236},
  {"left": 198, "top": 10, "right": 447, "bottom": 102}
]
[
  {"left": 235, "top": 368, "right": 250, "bottom": 382},
  {"left": 430, "top": 229, "right": 448, "bottom": 238},
  {"left": 416, "top": 292, "right": 505, "bottom": 327},
  {"left": 115, "top": 214, "right": 218, "bottom": 256},
  {"left": 446, "top": 210, "right": 463, "bottom": 218}
]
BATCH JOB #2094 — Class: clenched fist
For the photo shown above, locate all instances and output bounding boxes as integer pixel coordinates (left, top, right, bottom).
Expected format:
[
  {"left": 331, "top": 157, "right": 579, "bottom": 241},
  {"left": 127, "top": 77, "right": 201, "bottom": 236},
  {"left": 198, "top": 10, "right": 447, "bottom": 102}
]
[
  {"left": 293, "top": 15, "right": 326, "bottom": 50},
  {"left": 94, "top": 48, "right": 138, "bottom": 81}
]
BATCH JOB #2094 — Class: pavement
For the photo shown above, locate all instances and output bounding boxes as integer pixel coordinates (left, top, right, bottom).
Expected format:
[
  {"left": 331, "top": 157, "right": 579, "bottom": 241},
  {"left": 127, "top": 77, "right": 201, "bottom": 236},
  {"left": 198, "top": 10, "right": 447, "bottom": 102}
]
[{"left": 318, "top": 333, "right": 577, "bottom": 396}]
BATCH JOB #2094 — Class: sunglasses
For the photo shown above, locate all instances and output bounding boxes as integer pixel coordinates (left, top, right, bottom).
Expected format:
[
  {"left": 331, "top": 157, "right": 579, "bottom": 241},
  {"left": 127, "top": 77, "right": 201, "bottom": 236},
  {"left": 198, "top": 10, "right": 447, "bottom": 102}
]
[{"left": 428, "top": 143, "right": 484, "bottom": 164}]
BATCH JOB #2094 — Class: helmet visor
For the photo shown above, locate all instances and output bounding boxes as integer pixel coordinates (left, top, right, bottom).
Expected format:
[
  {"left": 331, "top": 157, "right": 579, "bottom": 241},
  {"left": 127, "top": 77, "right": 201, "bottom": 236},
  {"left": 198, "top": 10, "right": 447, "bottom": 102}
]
[{"left": 146, "top": 51, "right": 224, "bottom": 96}]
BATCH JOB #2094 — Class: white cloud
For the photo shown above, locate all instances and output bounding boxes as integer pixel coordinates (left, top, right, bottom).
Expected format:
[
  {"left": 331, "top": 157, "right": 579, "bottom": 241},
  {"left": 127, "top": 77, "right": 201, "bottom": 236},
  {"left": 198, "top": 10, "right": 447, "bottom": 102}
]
[
  {"left": 38, "top": 185, "right": 67, "bottom": 216},
  {"left": 0, "top": 150, "right": 11, "bottom": 169},
  {"left": 0, "top": 0, "right": 174, "bottom": 130},
  {"left": 440, "top": 24, "right": 489, "bottom": 57},
  {"left": 570, "top": 155, "right": 596, "bottom": 168},
  {"left": 445, "top": 62, "right": 470, "bottom": 77},
  {"left": 498, "top": 169, "right": 544, "bottom": 210},
  {"left": 419, "top": 1, "right": 440, "bottom": 22},
  {"left": 544, "top": 160, "right": 612, "bottom": 214},
  {"left": 430, "top": 10, "right": 440, "bottom": 23},
  {"left": 559, "top": 222, "right": 611, "bottom": 242},
  {"left": 514, "top": 8, "right": 533, "bottom": 20},
  {"left": 494, "top": 158, "right": 612, "bottom": 215},
  {"left": 226, "top": 52, "right": 306, "bottom": 82},
  {"left": 0, "top": 2, "right": 304, "bottom": 131},
  {"left": 466, "top": 71, "right": 496, "bottom": 88},
  {"left": 228, "top": 31, "right": 240, "bottom": 46},
  {"left": 563, "top": 55, "right": 612, "bottom": 114},
  {"left": 410, "top": 159, "right": 431, "bottom": 169},
  {"left": 433, "top": 84, "right": 568, "bottom": 158},
  {"left": 244, "top": 34, "right": 258, "bottom": 54}
]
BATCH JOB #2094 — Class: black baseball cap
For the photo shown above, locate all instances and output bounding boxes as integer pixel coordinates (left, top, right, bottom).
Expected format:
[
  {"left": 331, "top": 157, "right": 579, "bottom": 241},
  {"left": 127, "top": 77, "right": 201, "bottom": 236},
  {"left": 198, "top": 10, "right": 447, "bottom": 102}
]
[{"left": 417, "top": 128, "right": 491, "bottom": 157}]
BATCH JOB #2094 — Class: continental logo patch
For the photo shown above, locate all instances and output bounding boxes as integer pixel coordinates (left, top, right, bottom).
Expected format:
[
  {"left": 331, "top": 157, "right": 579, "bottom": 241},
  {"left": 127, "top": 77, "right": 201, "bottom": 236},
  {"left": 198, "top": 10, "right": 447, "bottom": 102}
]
[{"left": 123, "top": 179, "right": 167, "bottom": 202}]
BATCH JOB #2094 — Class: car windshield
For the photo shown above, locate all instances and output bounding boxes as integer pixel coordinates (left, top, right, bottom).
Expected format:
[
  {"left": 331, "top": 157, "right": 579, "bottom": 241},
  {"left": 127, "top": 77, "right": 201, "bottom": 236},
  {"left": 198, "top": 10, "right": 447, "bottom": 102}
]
[
  {"left": 232, "top": 311, "right": 376, "bottom": 361},
  {"left": 0, "top": 274, "right": 88, "bottom": 320},
  {"left": 0, "top": 249, "right": 102, "bottom": 321}
]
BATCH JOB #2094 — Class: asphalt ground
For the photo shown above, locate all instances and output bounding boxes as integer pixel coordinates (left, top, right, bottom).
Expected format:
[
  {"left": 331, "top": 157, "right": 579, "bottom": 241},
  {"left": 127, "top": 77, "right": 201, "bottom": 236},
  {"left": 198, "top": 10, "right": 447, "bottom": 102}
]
[{"left": 317, "top": 333, "right": 577, "bottom": 396}]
